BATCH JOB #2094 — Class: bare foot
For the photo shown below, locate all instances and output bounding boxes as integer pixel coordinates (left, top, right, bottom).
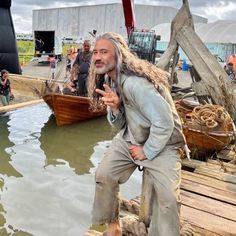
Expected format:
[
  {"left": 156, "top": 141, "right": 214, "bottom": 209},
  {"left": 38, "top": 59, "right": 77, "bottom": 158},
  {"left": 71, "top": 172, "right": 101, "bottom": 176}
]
[{"left": 107, "top": 222, "right": 122, "bottom": 236}]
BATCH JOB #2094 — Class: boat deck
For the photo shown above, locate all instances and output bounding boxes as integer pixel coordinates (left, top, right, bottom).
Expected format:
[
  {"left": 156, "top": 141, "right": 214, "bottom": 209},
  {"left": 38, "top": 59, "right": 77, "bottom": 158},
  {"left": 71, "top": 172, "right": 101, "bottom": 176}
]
[{"left": 180, "top": 150, "right": 236, "bottom": 235}]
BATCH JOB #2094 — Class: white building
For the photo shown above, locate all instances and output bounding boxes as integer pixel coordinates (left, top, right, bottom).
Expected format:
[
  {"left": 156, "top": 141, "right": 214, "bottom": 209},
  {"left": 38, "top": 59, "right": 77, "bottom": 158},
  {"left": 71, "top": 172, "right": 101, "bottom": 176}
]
[
  {"left": 32, "top": 3, "right": 207, "bottom": 41},
  {"left": 152, "top": 20, "right": 236, "bottom": 61}
]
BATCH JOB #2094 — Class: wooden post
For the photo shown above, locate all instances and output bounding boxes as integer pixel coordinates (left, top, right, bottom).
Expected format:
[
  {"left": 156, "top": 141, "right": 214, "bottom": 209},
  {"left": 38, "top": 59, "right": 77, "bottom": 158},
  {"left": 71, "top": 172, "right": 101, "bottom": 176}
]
[
  {"left": 157, "top": 0, "right": 236, "bottom": 118},
  {"left": 157, "top": 0, "right": 194, "bottom": 70},
  {"left": 175, "top": 25, "right": 235, "bottom": 117}
]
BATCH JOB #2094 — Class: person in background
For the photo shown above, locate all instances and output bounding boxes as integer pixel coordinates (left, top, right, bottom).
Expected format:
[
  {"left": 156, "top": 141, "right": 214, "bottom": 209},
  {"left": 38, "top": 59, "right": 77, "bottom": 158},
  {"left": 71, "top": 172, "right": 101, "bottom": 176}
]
[
  {"left": 0, "top": 69, "right": 13, "bottom": 106},
  {"left": 35, "top": 36, "right": 44, "bottom": 53},
  {"left": 73, "top": 40, "right": 92, "bottom": 96},
  {"left": 49, "top": 56, "right": 56, "bottom": 80},
  {"left": 88, "top": 32, "right": 186, "bottom": 236},
  {"left": 65, "top": 55, "right": 72, "bottom": 80},
  {"left": 224, "top": 62, "right": 236, "bottom": 81}
]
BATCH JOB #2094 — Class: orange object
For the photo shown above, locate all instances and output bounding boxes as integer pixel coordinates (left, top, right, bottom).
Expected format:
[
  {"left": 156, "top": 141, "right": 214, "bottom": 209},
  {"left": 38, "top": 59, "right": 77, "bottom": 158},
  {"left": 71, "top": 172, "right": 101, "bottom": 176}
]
[{"left": 227, "top": 55, "right": 236, "bottom": 70}]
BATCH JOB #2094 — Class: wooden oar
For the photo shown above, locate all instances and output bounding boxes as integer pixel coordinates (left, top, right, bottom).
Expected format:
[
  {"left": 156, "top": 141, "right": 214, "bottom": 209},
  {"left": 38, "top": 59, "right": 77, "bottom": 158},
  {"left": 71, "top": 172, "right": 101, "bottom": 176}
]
[{"left": 0, "top": 99, "right": 44, "bottom": 113}]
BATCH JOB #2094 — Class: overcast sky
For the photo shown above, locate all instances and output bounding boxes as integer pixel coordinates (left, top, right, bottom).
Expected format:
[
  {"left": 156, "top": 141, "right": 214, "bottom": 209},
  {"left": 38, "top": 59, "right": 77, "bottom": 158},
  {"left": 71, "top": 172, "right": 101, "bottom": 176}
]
[{"left": 11, "top": 0, "right": 236, "bottom": 34}]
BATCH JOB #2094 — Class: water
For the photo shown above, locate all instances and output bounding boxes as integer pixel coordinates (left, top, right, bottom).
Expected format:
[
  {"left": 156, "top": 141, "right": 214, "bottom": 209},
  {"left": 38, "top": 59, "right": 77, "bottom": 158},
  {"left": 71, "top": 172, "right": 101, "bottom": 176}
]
[{"left": 0, "top": 103, "right": 142, "bottom": 236}]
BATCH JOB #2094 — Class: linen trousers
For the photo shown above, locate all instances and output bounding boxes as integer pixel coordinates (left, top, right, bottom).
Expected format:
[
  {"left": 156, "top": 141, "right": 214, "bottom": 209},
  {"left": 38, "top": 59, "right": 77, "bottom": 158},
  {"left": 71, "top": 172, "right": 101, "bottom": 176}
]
[{"left": 92, "top": 133, "right": 182, "bottom": 236}]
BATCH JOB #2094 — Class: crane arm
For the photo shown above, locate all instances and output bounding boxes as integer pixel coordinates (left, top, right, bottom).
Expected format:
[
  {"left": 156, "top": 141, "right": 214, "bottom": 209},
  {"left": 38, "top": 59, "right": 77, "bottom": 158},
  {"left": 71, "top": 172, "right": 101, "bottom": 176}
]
[{"left": 122, "top": 0, "right": 135, "bottom": 37}]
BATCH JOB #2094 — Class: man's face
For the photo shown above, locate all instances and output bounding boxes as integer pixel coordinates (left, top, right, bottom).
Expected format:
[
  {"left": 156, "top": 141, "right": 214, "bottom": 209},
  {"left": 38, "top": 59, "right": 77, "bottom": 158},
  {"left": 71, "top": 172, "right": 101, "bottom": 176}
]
[
  {"left": 2, "top": 72, "right": 8, "bottom": 80},
  {"left": 92, "top": 38, "right": 116, "bottom": 76},
  {"left": 83, "top": 42, "right": 91, "bottom": 52}
]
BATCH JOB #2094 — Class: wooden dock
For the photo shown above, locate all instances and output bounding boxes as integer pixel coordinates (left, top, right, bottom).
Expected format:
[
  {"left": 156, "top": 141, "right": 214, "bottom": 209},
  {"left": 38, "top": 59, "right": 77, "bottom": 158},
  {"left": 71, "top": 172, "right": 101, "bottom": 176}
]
[
  {"left": 180, "top": 152, "right": 236, "bottom": 236},
  {"left": 85, "top": 148, "right": 236, "bottom": 236}
]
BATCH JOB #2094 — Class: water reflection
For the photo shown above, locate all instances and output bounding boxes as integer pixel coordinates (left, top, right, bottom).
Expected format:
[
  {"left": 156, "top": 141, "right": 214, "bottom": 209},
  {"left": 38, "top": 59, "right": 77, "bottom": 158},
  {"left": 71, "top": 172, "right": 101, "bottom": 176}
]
[
  {"left": 0, "top": 103, "right": 141, "bottom": 236},
  {"left": 0, "top": 113, "right": 28, "bottom": 234},
  {"left": 40, "top": 115, "right": 114, "bottom": 175},
  {"left": 0, "top": 114, "right": 22, "bottom": 177},
  {"left": 0, "top": 102, "right": 121, "bottom": 236}
]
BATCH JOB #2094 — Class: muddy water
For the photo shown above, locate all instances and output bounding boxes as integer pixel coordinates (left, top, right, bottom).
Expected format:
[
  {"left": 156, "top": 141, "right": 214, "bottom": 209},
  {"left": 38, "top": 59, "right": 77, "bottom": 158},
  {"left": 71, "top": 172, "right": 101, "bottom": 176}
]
[{"left": 0, "top": 103, "right": 142, "bottom": 236}]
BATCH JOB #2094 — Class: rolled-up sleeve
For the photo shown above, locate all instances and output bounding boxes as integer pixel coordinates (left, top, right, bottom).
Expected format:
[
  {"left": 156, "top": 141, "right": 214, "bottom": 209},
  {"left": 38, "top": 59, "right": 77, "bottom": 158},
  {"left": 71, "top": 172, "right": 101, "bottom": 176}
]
[{"left": 107, "top": 106, "right": 126, "bottom": 130}]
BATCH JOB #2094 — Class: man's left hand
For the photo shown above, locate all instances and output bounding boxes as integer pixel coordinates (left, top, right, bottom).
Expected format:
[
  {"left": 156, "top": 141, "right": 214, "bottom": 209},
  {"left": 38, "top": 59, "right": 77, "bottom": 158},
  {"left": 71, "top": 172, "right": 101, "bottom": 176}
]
[{"left": 129, "top": 145, "right": 147, "bottom": 161}]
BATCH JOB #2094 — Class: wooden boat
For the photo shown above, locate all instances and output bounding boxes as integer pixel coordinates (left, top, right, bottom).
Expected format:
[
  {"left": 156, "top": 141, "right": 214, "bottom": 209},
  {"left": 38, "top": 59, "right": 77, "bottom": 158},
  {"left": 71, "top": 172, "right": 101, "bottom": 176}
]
[
  {"left": 43, "top": 93, "right": 106, "bottom": 126},
  {"left": 0, "top": 74, "right": 45, "bottom": 113},
  {"left": 175, "top": 99, "right": 235, "bottom": 153}
]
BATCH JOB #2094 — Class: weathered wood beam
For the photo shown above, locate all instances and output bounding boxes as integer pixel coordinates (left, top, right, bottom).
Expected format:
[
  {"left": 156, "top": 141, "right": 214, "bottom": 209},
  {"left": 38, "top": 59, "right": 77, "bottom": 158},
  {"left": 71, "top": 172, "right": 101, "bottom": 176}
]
[
  {"left": 175, "top": 25, "right": 236, "bottom": 117},
  {"left": 156, "top": 41, "right": 178, "bottom": 70},
  {"left": 157, "top": 0, "right": 194, "bottom": 70}
]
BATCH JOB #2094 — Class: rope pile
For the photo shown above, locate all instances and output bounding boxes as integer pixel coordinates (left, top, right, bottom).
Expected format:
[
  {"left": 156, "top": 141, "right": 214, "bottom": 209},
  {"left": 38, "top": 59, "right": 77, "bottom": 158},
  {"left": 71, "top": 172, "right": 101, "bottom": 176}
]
[
  {"left": 190, "top": 104, "right": 231, "bottom": 129},
  {"left": 175, "top": 102, "right": 232, "bottom": 130},
  {"left": 121, "top": 216, "right": 148, "bottom": 236},
  {"left": 120, "top": 198, "right": 140, "bottom": 215}
]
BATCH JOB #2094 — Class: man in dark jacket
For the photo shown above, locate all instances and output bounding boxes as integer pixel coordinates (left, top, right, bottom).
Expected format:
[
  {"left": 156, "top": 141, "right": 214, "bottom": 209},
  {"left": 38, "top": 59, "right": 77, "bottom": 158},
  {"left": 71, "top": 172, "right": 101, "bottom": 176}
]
[{"left": 73, "top": 40, "right": 92, "bottom": 96}]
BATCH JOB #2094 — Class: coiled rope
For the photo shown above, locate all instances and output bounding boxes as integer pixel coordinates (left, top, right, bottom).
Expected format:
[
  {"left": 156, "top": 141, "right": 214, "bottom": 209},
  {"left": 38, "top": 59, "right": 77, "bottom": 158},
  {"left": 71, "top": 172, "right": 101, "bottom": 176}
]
[
  {"left": 176, "top": 103, "right": 231, "bottom": 129},
  {"left": 191, "top": 104, "right": 231, "bottom": 129}
]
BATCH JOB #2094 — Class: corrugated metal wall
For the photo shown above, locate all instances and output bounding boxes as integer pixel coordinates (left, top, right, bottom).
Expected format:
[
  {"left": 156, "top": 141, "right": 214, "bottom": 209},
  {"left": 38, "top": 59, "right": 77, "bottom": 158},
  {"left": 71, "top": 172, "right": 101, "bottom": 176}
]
[{"left": 32, "top": 3, "right": 207, "bottom": 41}]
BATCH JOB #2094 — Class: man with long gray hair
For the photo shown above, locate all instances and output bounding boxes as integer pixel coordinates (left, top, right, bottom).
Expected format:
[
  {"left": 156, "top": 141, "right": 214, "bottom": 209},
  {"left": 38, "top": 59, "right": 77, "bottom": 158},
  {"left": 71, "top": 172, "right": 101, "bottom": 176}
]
[{"left": 88, "top": 32, "right": 186, "bottom": 236}]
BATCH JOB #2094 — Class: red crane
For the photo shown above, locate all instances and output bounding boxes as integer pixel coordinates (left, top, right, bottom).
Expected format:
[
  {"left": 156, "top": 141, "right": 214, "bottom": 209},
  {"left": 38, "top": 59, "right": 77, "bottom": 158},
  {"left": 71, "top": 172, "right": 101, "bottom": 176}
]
[
  {"left": 121, "top": 0, "right": 135, "bottom": 37},
  {"left": 121, "top": 0, "right": 159, "bottom": 63}
]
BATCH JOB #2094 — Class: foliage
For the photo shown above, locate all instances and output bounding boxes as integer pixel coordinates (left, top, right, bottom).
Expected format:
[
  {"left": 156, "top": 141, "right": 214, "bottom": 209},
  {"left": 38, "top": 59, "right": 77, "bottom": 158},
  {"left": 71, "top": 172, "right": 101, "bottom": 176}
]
[
  {"left": 16, "top": 40, "right": 79, "bottom": 65},
  {"left": 17, "top": 40, "right": 34, "bottom": 65}
]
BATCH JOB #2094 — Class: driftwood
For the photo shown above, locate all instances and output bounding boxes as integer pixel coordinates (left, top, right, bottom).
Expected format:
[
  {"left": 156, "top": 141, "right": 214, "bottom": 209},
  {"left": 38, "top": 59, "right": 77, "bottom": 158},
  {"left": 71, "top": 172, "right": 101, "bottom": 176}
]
[
  {"left": 157, "top": 0, "right": 236, "bottom": 119},
  {"left": 157, "top": 0, "right": 194, "bottom": 71}
]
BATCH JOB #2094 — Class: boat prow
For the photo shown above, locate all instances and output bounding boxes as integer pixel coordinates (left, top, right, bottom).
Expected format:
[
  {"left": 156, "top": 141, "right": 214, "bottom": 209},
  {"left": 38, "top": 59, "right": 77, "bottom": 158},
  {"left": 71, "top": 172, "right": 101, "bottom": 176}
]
[{"left": 43, "top": 93, "right": 106, "bottom": 126}]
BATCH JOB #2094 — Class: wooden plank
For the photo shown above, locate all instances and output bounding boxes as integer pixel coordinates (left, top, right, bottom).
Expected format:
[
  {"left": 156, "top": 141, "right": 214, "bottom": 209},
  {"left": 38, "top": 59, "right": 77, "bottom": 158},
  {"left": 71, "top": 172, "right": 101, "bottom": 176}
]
[
  {"left": 181, "top": 189, "right": 236, "bottom": 221},
  {"left": 194, "top": 166, "right": 236, "bottom": 184},
  {"left": 182, "top": 159, "right": 236, "bottom": 173},
  {"left": 191, "top": 81, "right": 210, "bottom": 96},
  {"left": 181, "top": 205, "right": 236, "bottom": 236},
  {"left": 181, "top": 170, "right": 236, "bottom": 193},
  {"left": 181, "top": 179, "right": 236, "bottom": 205},
  {"left": 181, "top": 220, "right": 220, "bottom": 236},
  {"left": 207, "top": 159, "right": 236, "bottom": 172},
  {"left": 217, "top": 148, "right": 236, "bottom": 161}
]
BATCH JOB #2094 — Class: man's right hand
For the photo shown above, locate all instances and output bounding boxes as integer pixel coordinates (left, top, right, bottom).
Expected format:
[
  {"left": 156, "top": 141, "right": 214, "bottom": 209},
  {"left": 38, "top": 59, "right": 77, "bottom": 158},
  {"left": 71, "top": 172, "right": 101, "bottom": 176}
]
[{"left": 95, "top": 84, "right": 121, "bottom": 112}]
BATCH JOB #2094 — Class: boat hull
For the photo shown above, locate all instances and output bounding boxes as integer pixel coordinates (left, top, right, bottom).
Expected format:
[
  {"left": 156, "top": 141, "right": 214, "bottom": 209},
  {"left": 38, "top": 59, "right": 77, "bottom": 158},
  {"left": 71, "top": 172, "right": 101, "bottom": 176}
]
[
  {"left": 183, "top": 125, "right": 234, "bottom": 152},
  {"left": 175, "top": 100, "right": 235, "bottom": 153},
  {"left": 43, "top": 93, "right": 106, "bottom": 126}
]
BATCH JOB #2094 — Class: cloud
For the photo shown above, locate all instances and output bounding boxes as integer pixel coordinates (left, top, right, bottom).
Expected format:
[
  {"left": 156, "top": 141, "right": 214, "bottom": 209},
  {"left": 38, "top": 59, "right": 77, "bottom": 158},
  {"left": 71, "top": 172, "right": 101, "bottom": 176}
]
[
  {"left": 203, "top": 1, "right": 236, "bottom": 21},
  {"left": 10, "top": 0, "right": 236, "bottom": 33}
]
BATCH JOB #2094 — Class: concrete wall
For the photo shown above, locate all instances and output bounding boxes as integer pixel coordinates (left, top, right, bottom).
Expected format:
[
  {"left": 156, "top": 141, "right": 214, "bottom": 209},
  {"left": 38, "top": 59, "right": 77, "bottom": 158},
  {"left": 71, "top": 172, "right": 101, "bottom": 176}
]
[{"left": 32, "top": 3, "right": 207, "bottom": 41}]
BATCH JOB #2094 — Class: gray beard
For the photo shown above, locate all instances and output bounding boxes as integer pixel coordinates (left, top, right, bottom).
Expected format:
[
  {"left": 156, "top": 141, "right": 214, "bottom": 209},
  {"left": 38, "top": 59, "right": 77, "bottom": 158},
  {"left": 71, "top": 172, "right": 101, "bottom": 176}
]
[{"left": 95, "top": 62, "right": 116, "bottom": 75}]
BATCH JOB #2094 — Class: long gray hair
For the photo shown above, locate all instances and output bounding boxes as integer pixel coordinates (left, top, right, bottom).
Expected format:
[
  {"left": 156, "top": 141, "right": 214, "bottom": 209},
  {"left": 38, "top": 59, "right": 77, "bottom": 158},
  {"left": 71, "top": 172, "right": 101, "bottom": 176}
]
[{"left": 87, "top": 32, "right": 170, "bottom": 111}]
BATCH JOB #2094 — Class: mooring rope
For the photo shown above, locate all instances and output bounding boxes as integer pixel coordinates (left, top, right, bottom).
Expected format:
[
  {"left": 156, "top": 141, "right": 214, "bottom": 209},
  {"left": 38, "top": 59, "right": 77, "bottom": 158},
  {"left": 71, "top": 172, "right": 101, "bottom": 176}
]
[
  {"left": 190, "top": 104, "right": 230, "bottom": 128},
  {"left": 176, "top": 103, "right": 231, "bottom": 129}
]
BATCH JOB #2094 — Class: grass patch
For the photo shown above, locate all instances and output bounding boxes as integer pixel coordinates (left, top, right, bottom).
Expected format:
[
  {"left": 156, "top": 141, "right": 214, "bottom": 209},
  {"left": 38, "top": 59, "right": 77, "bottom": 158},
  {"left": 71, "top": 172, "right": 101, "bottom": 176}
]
[
  {"left": 17, "top": 40, "right": 34, "bottom": 65},
  {"left": 17, "top": 40, "right": 79, "bottom": 65}
]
